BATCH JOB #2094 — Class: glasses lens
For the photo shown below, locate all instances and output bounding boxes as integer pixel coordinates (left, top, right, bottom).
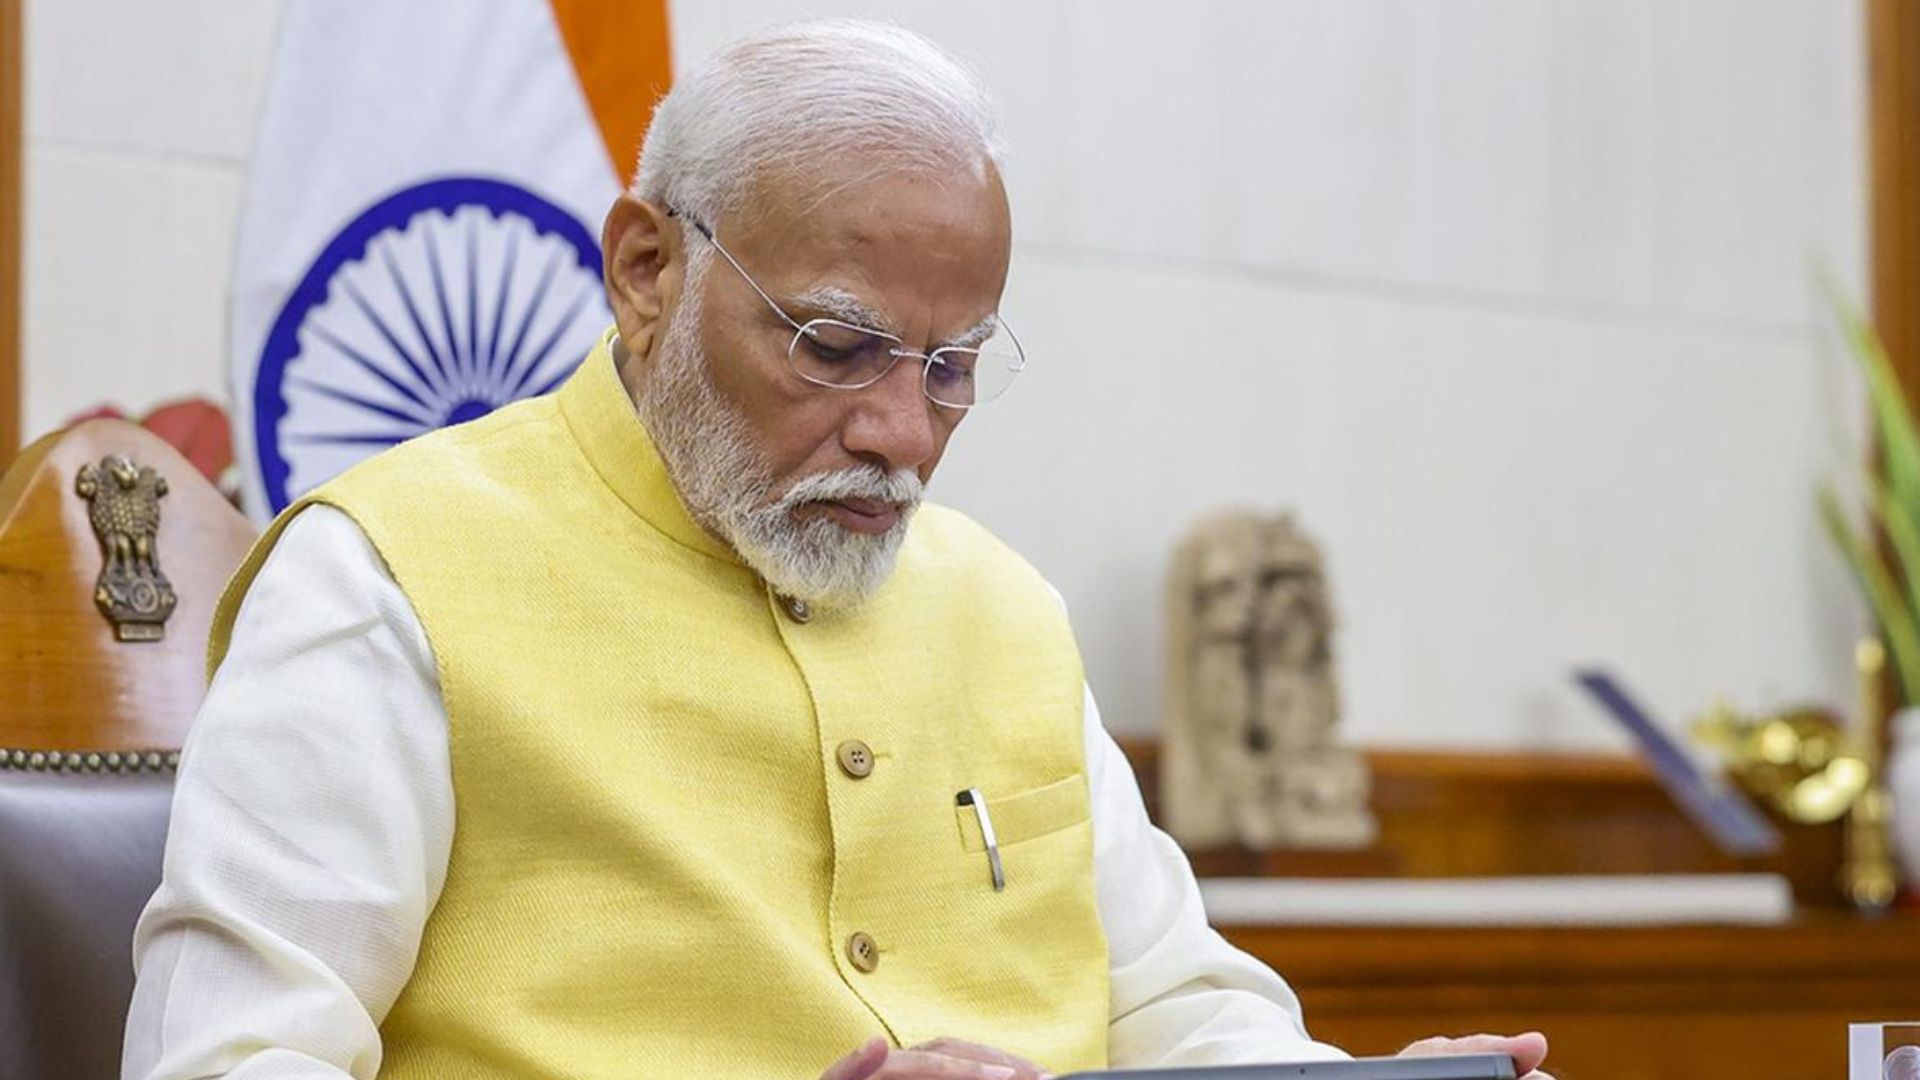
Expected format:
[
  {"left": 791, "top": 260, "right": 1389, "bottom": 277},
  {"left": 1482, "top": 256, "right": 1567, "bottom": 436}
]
[
  {"left": 926, "top": 320, "right": 1024, "bottom": 408},
  {"left": 789, "top": 320, "right": 901, "bottom": 388}
]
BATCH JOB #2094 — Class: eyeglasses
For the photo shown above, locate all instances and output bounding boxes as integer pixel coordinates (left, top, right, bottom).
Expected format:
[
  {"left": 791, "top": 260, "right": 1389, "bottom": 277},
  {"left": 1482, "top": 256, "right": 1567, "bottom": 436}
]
[{"left": 667, "top": 207, "right": 1026, "bottom": 410}]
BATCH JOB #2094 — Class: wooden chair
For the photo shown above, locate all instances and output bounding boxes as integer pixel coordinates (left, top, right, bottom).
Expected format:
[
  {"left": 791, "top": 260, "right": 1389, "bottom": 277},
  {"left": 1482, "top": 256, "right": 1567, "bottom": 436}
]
[{"left": 0, "top": 419, "right": 257, "bottom": 1080}]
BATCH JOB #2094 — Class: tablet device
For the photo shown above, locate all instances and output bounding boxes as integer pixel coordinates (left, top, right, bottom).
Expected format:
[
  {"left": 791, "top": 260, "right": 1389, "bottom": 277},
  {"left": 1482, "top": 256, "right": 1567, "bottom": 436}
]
[{"left": 1059, "top": 1053, "right": 1517, "bottom": 1080}]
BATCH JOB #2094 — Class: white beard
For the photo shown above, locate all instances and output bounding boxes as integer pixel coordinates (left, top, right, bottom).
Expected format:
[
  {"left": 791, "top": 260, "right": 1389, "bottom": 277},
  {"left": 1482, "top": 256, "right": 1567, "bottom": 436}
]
[{"left": 631, "top": 277, "right": 923, "bottom": 610}]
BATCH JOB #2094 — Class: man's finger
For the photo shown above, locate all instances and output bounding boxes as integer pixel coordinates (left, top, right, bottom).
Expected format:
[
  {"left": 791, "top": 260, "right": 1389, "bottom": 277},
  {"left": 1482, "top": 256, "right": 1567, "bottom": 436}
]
[
  {"left": 1398, "top": 1031, "right": 1550, "bottom": 1076},
  {"left": 911, "top": 1037, "right": 1051, "bottom": 1080},
  {"left": 873, "top": 1049, "right": 1018, "bottom": 1079},
  {"left": 820, "top": 1037, "right": 891, "bottom": 1080}
]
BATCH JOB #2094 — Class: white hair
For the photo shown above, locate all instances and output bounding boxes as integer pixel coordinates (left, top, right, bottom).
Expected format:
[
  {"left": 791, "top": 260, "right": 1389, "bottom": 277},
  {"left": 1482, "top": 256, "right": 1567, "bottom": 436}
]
[{"left": 634, "top": 19, "right": 1005, "bottom": 229}]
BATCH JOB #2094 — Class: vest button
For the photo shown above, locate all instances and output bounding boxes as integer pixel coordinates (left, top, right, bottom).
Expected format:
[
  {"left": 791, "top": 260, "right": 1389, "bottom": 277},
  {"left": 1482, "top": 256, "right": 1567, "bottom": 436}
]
[
  {"left": 835, "top": 739, "right": 875, "bottom": 779},
  {"left": 781, "top": 595, "right": 812, "bottom": 623},
  {"left": 846, "top": 931, "right": 880, "bottom": 973}
]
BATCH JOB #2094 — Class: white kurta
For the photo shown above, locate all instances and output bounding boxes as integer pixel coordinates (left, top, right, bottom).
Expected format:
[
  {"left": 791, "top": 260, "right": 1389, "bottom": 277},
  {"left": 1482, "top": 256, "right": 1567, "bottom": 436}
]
[{"left": 121, "top": 505, "right": 1348, "bottom": 1080}]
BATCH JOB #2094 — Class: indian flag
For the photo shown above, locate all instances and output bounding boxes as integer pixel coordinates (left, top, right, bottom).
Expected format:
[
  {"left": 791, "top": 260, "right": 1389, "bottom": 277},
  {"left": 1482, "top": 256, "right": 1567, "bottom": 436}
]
[{"left": 228, "top": 0, "right": 671, "bottom": 518}]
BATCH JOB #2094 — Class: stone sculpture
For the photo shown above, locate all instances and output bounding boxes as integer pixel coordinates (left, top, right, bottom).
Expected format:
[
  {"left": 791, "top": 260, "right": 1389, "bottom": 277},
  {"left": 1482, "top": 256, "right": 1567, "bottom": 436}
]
[{"left": 1163, "top": 510, "right": 1375, "bottom": 850}]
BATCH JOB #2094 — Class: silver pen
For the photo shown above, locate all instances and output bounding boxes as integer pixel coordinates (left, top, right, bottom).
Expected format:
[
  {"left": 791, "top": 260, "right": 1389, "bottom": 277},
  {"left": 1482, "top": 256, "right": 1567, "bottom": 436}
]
[{"left": 957, "top": 787, "right": 1006, "bottom": 891}]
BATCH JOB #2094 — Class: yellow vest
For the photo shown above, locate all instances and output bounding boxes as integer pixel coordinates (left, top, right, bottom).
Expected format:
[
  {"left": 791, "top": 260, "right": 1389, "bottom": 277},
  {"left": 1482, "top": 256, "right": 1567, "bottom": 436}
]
[{"left": 208, "top": 334, "right": 1110, "bottom": 1079}]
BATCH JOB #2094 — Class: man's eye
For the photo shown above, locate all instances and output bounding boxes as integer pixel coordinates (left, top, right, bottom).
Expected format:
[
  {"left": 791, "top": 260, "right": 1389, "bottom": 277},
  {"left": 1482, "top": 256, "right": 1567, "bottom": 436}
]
[
  {"left": 802, "top": 338, "right": 862, "bottom": 364},
  {"left": 928, "top": 353, "right": 977, "bottom": 385},
  {"left": 799, "top": 326, "right": 884, "bottom": 366}
]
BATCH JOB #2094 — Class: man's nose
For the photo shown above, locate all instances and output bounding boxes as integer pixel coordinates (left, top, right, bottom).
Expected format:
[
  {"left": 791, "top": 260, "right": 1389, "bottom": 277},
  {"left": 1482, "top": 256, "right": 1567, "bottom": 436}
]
[{"left": 841, "top": 355, "right": 938, "bottom": 472}]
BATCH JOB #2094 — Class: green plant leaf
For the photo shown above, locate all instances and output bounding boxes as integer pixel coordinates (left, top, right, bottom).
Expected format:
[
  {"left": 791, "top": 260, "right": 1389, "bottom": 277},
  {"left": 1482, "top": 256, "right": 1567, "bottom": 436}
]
[
  {"left": 1827, "top": 283, "right": 1920, "bottom": 522},
  {"left": 1820, "top": 484, "right": 1920, "bottom": 700},
  {"left": 1866, "top": 470, "right": 1920, "bottom": 637}
]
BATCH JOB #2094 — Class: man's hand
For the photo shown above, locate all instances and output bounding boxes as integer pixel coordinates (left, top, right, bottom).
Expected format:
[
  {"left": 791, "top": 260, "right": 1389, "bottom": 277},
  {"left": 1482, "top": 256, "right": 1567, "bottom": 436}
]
[
  {"left": 818, "top": 1037, "right": 1053, "bottom": 1080},
  {"left": 1398, "top": 1031, "right": 1552, "bottom": 1080}
]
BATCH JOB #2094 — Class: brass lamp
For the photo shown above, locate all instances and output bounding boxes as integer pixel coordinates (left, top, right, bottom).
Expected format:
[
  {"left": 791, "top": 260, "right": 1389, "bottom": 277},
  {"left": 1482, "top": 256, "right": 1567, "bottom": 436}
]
[{"left": 1689, "top": 637, "right": 1898, "bottom": 910}]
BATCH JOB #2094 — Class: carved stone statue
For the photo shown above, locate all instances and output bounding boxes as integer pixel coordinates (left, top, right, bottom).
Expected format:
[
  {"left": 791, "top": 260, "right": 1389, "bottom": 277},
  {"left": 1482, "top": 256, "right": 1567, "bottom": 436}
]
[
  {"left": 1163, "top": 510, "right": 1375, "bottom": 850},
  {"left": 75, "top": 454, "right": 177, "bottom": 642}
]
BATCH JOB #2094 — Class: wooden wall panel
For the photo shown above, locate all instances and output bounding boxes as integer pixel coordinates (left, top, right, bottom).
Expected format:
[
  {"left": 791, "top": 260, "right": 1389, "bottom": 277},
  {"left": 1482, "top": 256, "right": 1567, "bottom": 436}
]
[
  {"left": 1873, "top": 0, "right": 1920, "bottom": 412},
  {"left": 0, "top": 0, "right": 19, "bottom": 461},
  {"left": 1228, "top": 916, "right": 1920, "bottom": 1080},
  {"left": 1116, "top": 739, "right": 1850, "bottom": 906}
]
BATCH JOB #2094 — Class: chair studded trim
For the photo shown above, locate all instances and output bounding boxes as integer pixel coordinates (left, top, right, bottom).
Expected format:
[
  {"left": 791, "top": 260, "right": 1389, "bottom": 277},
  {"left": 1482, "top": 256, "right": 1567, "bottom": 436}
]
[{"left": 0, "top": 747, "right": 180, "bottom": 774}]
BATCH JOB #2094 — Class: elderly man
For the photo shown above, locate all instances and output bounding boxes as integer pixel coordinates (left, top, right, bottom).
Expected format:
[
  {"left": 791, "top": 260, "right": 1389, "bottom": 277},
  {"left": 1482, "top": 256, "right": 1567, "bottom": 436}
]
[{"left": 123, "top": 19, "right": 1550, "bottom": 1080}]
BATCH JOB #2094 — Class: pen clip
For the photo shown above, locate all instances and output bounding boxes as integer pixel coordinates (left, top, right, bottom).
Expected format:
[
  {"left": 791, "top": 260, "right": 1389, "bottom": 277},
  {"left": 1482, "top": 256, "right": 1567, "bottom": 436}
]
[{"left": 957, "top": 787, "right": 1006, "bottom": 892}]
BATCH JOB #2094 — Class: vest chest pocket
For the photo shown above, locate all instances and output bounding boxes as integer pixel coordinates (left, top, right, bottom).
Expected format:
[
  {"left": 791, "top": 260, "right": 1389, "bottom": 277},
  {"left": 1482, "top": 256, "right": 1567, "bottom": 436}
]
[
  {"left": 953, "top": 774, "right": 1090, "bottom": 853},
  {"left": 942, "top": 771, "right": 1101, "bottom": 1002}
]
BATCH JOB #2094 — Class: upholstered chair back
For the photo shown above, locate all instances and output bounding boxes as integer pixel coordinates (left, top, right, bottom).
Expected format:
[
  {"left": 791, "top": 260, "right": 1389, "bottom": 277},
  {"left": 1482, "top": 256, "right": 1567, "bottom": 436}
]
[{"left": 0, "top": 420, "right": 256, "bottom": 1080}]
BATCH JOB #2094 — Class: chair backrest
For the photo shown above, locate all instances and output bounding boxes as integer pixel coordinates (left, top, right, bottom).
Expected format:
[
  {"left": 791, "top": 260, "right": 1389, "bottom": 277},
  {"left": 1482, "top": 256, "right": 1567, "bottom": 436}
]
[
  {"left": 0, "top": 418, "right": 257, "bottom": 752},
  {"left": 0, "top": 772, "right": 176, "bottom": 1080},
  {"left": 0, "top": 419, "right": 257, "bottom": 1080}
]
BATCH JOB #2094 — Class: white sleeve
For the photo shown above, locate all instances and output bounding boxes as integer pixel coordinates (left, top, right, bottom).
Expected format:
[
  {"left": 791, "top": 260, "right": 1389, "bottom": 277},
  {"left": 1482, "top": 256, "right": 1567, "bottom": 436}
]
[
  {"left": 1086, "top": 686, "right": 1350, "bottom": 1066},
  {"left": 122, "top": 504, "right": 455, "bottom": 1080}
]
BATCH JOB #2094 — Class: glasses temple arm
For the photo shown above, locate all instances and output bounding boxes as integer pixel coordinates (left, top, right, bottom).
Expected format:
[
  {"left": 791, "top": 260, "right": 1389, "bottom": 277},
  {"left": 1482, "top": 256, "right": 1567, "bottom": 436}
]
[{"left": 666, "top": 205, "right": 809, "bottom": 336}]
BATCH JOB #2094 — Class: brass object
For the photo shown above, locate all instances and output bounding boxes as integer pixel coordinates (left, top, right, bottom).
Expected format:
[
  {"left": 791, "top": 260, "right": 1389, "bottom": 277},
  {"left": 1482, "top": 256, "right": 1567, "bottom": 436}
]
[
  {"left": 1692, "top": 704, "right": 1868, "bottom": 824},
  {"left": 1689, "top": 637, "right": 1899, "bottom": 910},
  {"left": 74, "top": 454, "right": 177, "bottom": 642},
  {"left": 0, "top": 746, "right": 180, "bottom": 773},
  {"left": 1846, "top": 639, "right": 1898, "bottom": 911}
]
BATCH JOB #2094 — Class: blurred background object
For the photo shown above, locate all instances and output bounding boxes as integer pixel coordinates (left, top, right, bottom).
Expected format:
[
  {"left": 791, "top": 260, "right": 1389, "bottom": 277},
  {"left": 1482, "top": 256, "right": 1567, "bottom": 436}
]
[
  {"left": 223, "top": 2, "right": 668, "bottom": 518},
  {"left": 1163, "top": 509, "right": 1375, "bottom": 852},
  {"left": 1693, "top": 702, "right": 1867, "bottom": 827},
  {"left": 59, "top": 398, "right": 237, "bottom": 501}
]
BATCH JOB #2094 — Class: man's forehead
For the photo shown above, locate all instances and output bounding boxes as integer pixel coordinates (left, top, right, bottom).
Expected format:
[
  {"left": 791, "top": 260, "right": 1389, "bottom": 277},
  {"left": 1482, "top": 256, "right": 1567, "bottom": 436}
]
[
  {"left": 720, "top": 162, "right": 1011, "bottom": 344},
  {"left": 734, "top": 159, "right": 997, "bottom": 239}
]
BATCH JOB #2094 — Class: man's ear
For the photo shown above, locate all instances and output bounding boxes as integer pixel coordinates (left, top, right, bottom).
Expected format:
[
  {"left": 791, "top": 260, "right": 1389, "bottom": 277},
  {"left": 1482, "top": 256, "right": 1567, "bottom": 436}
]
[{"left": 601, "top": 195, "right": 683, "bottom": 363}]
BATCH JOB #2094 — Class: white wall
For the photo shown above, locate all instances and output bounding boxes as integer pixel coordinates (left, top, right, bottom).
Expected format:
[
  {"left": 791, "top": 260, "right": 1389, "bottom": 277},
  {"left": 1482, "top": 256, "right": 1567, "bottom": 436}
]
[
  {"left": 23, "top": 0, "right": 1871, "bottom": 750},
  {"left": 23, "top": 0, "right": 280, "bottom": 434}
]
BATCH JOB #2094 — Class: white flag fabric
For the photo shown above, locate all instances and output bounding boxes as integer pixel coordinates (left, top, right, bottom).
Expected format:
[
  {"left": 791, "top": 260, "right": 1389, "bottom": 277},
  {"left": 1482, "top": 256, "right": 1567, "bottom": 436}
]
[{"left": 229, "top": 0, "right": 668, "bottom": 518}]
